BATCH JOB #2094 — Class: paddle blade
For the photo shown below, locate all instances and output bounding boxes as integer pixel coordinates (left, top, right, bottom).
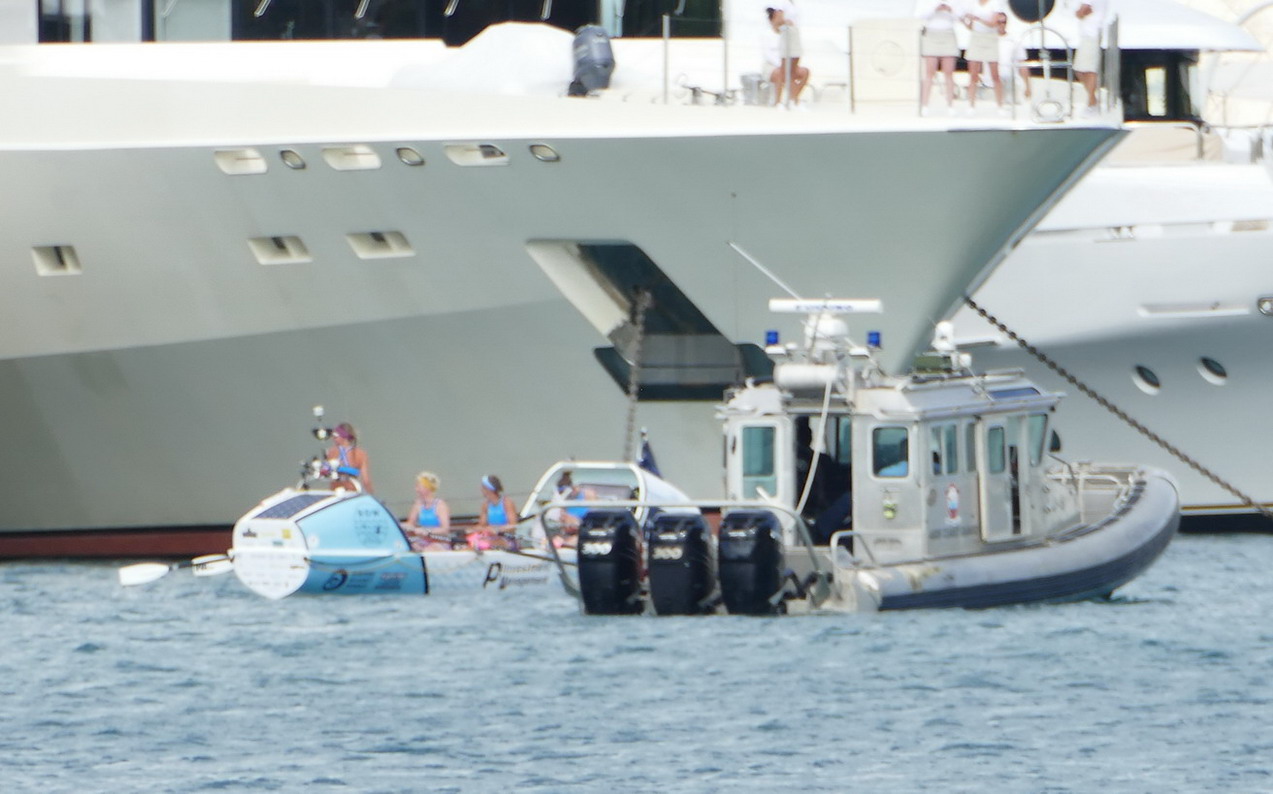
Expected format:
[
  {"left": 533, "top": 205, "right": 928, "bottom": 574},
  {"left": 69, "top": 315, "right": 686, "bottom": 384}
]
[
  {"left": 192, "top": 555, "right": 234, "bottom": 577},
  {"left": 118, "top": 562, "right": 173, "bottom": 587}
]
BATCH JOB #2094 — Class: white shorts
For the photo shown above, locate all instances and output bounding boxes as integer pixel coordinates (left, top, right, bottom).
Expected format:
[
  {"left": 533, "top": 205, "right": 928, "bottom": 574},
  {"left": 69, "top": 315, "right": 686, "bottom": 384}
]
[
  {"left": 1074, "top": 36, "right": 1101, "bottom": 73},
  {"left": 921, "top": 28, "right": 959, "bottom": 59}
]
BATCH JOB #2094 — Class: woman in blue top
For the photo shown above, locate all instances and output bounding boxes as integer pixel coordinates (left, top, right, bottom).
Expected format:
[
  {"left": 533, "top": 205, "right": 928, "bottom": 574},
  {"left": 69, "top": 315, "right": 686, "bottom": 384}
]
[
  {"left": 404, "top": 471, "right": 451, "bottom": 550},
  {"left": 471, "top": 474, "right": 518, "bottom": 550}
]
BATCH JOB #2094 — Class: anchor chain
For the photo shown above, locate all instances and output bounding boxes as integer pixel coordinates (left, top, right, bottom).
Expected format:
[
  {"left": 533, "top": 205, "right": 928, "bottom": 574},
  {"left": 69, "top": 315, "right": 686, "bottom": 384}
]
[
  {"left": 965, "top": 296, "right": 1273, "bottom": 525},
  {"left": 623, "top": 288, "right": 653, "bottom": 462}
]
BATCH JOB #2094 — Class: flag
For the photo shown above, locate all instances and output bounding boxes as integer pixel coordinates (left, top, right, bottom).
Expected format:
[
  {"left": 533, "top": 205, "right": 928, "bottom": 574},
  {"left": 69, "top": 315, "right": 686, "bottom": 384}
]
[{"left": 637, "top": 431, "right": 661, "bottom": 477}]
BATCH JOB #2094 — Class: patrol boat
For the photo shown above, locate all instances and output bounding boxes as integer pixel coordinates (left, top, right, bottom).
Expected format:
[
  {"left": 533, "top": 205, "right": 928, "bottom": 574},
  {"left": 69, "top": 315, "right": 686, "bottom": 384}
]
[{"left": 554, "top": 299, "right": 1180, "bottom": 615}]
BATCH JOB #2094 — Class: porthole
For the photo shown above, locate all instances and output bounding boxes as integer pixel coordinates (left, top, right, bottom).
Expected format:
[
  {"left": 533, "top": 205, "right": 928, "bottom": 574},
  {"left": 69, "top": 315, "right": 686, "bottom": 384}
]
[
  {"left": 396, "top": 147, "right": 425, "bottom": 166},
  {"left": 529, "top": 143, "right": 560, "bottom": 162},
  {"left": 1132, "top": 365, "right": 1161, "bottom": 395},
  {"left": 279, "top": 149, "right": 306, "bottom": 170},
  {"left": 1259, "top": 297, "right": 1273, "bottom": 316},
  {"left": 1198, "top": 357, "right": 1228, "bottom": 386}
]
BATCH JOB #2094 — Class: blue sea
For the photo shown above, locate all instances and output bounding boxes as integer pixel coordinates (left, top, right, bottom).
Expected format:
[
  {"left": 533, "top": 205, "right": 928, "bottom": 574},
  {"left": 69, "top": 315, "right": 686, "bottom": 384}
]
[{"left": 2, "top": 533, "right": 1271, "bottom": 793}]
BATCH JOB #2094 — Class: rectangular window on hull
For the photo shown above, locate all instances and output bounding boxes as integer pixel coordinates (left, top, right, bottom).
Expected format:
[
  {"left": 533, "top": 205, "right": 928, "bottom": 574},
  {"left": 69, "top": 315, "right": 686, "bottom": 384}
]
[
  {"left": 32, "top": 245, "right": 82, "bottom": 276},
  {"left": 322, "top": 145, "right": 382, "bottom": 171},
  {"left": 347, "top": 231, "right": 414, "bottom": 260},
  {"left": 214, "top": 148, "right": 267, "bottom": 175},
  {"left": 248, "top": 235, "right": 312, "bottom": 265}
]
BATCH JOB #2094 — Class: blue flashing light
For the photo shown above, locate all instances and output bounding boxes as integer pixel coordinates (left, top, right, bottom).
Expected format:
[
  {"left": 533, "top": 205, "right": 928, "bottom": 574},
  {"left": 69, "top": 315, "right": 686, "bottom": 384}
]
[
  {"left": 867, "top": 330, "right": 881, "bottom": 349},
  {"left": 765, "top": 330, "right": 779, "bottom": 346}
]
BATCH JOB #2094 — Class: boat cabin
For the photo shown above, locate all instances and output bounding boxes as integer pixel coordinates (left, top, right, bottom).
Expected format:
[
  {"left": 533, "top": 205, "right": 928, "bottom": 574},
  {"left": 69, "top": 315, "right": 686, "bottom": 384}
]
[{"left": 723, "top": 311, "right": 1081, "bottom": 566}]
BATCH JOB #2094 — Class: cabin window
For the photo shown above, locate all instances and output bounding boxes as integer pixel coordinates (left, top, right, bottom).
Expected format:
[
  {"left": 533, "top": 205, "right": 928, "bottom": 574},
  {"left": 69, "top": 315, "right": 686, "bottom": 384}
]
[
  {"left": 987, "top": 426, "right": 1006, "bottom": 474},
  {"left": 965, "top": 423, "right": 977, "bottom": 471},
  {"left": 928, "top": 424, "right": 958, "bottom": 475},
  {"left": 1028, "top": 415, "right": 1048, "bottom": 466},
  {"left": 834, "top": 418, "right": 853, "bottom": 465},
  {"left": 873, "top": 427, "right": 909, "bottom": 478},
  {"left": 740, "top": 425, "right": 777, "bottom": 498}
]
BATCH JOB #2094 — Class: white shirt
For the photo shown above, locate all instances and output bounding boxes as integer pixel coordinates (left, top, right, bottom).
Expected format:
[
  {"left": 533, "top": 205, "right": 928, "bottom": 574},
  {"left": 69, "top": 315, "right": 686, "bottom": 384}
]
[
  {"left": 962, "top": 0, "right": 1006, "bottom": 35},
  {"left": 918, "top": 1, "right": 958, "bottom": 31},
  {"left": 1076, "top": 0, "right": 1107, "bottom": 39}
]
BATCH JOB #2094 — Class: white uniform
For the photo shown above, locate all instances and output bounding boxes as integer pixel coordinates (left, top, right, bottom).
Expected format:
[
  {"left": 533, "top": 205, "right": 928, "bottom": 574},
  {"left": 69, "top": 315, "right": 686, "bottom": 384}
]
[
  {"left": 1073, "top": 0, "right": 1107, "bottom": 73},
  {"left": 919, "top": 1, "right": 959, "bottom": 59},
  {"left": 772, "top": 0, "right": 803, "bottom": 60},
  {"left": 962, "top": 0, "right": 1006, "bottom": 64}
]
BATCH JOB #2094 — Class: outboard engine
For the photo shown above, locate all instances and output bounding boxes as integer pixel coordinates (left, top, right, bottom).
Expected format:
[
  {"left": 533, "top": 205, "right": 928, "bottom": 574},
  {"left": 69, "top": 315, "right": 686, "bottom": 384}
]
[
  {"left": 718, "top": 511, "right": 785, "bottom": 615},
  {"left": 570, "top": 24, "right": 614, "bottom": 95},
  {"left": 646, "top": 514, "right": 716, "bottom": 615},
  {"left": 577, "top": 510, "right": 643, "bottom": 614}
]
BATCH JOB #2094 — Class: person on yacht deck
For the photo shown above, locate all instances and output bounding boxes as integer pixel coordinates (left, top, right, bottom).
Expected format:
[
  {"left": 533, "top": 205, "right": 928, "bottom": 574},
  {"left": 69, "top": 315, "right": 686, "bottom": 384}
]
[
  {"left": 1073, "top": 0, "right": 1107, "bottom": 115},
  {"left": 918, "top": 1, "right": 959, "bottom": 114},
  {"left": 326, "top": 422, "right": 373, "bottom": 493},
  {"left": 404, "top": 471, "right": 451, "bottom": 551},
  {"left": 960, "top": 0, "right": 1008, "bottom": 111},
  {"left": 765, "top": 2, "right": 809, "bottom": 106},
  {"left": 472, "top": 474, "right": 518, "bottom": 550}
]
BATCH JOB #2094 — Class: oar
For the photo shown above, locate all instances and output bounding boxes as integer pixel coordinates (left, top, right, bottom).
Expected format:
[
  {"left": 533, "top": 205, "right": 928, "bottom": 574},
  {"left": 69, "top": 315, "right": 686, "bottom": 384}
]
[
  {"left": 191, "top": 553, "right": 235, "bottom": 577},
  {"left": 118, "top": 553, "right": 233, "bottom": 587}
]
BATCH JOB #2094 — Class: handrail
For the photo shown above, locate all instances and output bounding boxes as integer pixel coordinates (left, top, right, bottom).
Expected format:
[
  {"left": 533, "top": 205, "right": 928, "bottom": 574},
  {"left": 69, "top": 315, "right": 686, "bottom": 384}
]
[
  {"left": 1009, "top": 24, "right": 1075, "bottom": 123},
  {"left": 828, "top": 529, "right": 877, "bottom": 566}
]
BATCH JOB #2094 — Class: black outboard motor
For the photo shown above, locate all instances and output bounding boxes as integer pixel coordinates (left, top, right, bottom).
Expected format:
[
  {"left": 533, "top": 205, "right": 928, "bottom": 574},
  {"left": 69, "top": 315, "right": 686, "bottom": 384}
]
[
  {"left": 570, "top": 24, "right": 614, "bottom": 96},
  {"left": 646, "top": 514, "right": 715, "bottom": 615},
  {"left": 577, "top": 510, "right": 643, "bottom": 615},
  {"left": 718, "top": 511, "right": 785, "bottom": 615}
]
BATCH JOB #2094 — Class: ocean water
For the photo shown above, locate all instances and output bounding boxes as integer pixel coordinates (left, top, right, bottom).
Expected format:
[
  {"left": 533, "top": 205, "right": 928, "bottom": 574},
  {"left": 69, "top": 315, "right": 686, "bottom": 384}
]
[{"left": 2, "top": 534, "right": 1271, "bottom": 793}]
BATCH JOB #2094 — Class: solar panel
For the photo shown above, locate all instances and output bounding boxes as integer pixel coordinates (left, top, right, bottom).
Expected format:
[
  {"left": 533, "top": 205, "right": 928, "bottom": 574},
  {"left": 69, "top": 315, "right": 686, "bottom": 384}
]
[{"left": 253, "top": 492, "right": 329, "bottom": 520}]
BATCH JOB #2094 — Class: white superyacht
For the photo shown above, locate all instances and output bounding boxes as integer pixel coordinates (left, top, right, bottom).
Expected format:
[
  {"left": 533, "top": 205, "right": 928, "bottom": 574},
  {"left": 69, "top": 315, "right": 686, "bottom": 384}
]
[
  {"left": 951, "top": 0, "right": 1273, "bottom": 529},
  {"left": 0, "top": 0, "right": 1127, "bottom": 550}
]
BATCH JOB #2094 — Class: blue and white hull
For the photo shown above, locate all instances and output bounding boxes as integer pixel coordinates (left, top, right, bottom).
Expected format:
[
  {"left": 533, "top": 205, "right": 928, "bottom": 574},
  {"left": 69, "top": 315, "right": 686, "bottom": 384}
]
[{"left": 230, "top": 488, "right": 572, "bottom": 600}]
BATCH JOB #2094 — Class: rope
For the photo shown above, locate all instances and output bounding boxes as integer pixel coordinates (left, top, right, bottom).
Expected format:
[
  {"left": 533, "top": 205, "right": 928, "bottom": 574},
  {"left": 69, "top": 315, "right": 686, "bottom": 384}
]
[
  {"left": 965, "top": 296, "right": 1273, "bottom": 524},
  {"left": 624, "top": 289, "right": 653, "bottom": 462}
]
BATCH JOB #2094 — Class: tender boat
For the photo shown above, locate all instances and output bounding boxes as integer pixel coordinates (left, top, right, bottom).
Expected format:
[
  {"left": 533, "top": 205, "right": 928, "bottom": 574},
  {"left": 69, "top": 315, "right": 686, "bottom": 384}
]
[
  {"left": 546, "top": 299, "right": 1180, "bottom": 615},
  {"left": 120, "top": 417, "right": 581, "bottom": 599}
]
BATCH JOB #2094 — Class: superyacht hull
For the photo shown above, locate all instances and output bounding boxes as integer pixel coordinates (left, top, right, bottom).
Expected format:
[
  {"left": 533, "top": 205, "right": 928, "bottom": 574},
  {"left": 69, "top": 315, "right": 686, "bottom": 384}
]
[
  {"left": 0, "top": 43, "right": 1119, "bottom": 546},
  {"left": 953, "top": 162, "right": 1273, "bottom": 528}
]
